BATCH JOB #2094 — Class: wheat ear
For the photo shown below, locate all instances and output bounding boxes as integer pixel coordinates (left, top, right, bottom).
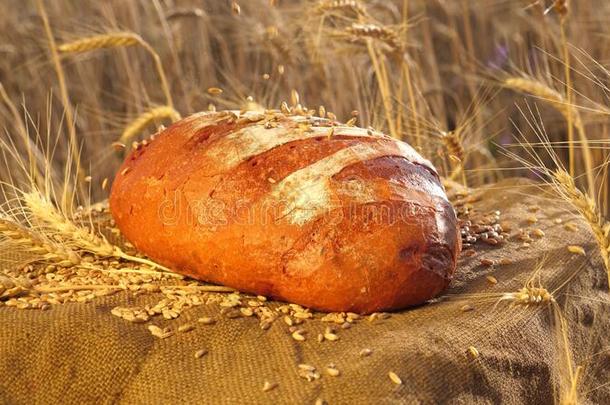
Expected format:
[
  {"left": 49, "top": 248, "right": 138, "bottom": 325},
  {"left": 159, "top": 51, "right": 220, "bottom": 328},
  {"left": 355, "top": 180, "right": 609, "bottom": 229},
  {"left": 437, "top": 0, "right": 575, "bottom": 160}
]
[
  {"left": 442, "top": 131, "right": 467, "bottom": 184},
  {"left": 553, "top": 169, "right": 610, "bottom": 284},
  {"left": 315, "top": 0, "right": 368, "bottom": 17},
  {"left": 345, "top": 23, "right": 403, "bottom": 53},
  {"left": 504, "top": 77, "right": 595, "bottom": 197},
  {"left": 0, "top": 217, "right": 80, "bottom": 267},
  {"left": 58, "top": 32, "right": 174, "bottom": 109},
  {"left": 57, "top": 33, "right": 140, "bottom": 53},
  {"left": 119, "top": 106, "right": 181, "bottom": 144},
  {"left": 22, "top": 191, "right": 179, "bottom": 276}
]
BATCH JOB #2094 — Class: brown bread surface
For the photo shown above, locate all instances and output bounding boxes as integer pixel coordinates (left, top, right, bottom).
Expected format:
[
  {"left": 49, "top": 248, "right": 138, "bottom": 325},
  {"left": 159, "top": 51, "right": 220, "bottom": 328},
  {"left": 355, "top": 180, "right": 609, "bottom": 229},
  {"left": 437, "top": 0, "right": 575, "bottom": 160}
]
[{"left": 110, "top": 111, "right": 460, "bottom": 313}]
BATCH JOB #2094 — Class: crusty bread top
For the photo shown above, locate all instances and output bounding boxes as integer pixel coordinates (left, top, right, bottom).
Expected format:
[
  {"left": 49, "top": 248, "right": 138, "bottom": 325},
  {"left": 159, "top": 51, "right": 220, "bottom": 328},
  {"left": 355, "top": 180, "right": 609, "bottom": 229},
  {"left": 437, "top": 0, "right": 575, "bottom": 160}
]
[{"left": 118, "top": 110, "right": 445, "bottom": 226}]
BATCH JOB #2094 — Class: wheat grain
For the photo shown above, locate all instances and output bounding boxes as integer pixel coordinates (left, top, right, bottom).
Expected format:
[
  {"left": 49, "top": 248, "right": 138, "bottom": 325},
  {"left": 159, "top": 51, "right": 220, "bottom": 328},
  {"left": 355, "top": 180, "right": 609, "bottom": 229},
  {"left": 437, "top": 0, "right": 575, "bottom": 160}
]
[
  {"left": 262, "top": 381, "right": 278, "bottom": 392},
  {"left": 120, "top": 106, "right": 181, "bottom": 144},
  {"left": 388, "top": 371, "right": 402, "bottom": 385},
  {"left": 291, "top": 330, "right": 306, "bottom": 341},
  {"left": 359, "top": 348, "right": 372, "bottom": 357},
  {"left": 567, "top": 245, "right": 586, "bottom": 256},
  {"left": 207, "top": 87, "right": 223, "bottom": 95},
  {"left": 240, "top": 307, "right": 253, "bottom": 316},
  {"left": 326, "top": 366, "right": 340, "bottom": 376},
  {"left": 486, "top": 275, "right": 498, "bottom": 284},
  {"left": 148, "top": 325, "right": 173, "bottom": 339},
  {"left": 532, "top": 228, "right": 546, "bottom": 237},
  {"left": 178, "top": 323, "right": 195, "bottom": 333}
]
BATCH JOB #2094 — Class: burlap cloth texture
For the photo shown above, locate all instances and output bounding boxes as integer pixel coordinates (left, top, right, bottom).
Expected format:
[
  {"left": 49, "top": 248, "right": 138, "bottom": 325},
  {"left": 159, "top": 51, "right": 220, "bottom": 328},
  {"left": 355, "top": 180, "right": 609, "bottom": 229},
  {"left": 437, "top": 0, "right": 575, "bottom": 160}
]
[{"left": 1, "top": 179, "right": 608, "bottom": 404}]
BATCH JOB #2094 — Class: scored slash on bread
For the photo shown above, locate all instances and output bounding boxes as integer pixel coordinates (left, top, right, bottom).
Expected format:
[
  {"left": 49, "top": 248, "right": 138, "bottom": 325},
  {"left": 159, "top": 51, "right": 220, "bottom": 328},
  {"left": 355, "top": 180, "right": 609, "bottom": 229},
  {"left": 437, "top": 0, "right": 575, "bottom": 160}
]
[{"left": 110, "top": 110, "right": 460, "bottom": 313}]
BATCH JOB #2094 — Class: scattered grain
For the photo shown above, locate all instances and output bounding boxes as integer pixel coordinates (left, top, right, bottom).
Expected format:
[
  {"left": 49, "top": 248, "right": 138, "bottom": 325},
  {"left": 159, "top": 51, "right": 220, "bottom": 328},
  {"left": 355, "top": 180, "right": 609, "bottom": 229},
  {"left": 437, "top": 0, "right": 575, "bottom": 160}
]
[
  {"left": 207, "top": 87, "right": 223, "bottom": 95},
  {"left": 178, "top": 323, "right": 195, "bottom": 333},
  {"left": 359, "top": 348, "right": 372, "bottom": 357},
  {"left": 326, "top": 366, "right": 340, "bottom": 376},
  {"left": 240, "top": 307, "right": 254, "bottom": 317},
  {"left": 564, "top": 223, "right": 578, "bottom": 232},
  {"left": 198, "top": 317, "right": 216, "bottom": 325},
  {"left": 532, "top": 228, "right": 545, "bottom": 237},
  {"left": 262, "top": 381, "right": 278, "bottom": 392},
  {"left": 388, "top": 371, "right": 402, "bottom": 385},
  {"left": 567, "top": 245, "right": 586, "bottom": 256},
  {"left": 148, "top": 324, "right": 173, "bottom": 339},
  {"left": 467, "top": 346, "right": 479, "bottom": 358},
  {"left": 486, "top": 275, "right": 498, "bottom": 285},
  {"left": 292, "top": 330, "right": 306, "bottom": 341}
]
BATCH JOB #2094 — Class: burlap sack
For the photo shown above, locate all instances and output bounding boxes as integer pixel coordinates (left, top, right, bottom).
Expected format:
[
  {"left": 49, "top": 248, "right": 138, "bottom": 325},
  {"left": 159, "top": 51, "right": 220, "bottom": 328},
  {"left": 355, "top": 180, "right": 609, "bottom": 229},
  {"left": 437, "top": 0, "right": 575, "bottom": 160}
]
[{"left": 1, "top": 179, "right": 608, "bottom": 404}]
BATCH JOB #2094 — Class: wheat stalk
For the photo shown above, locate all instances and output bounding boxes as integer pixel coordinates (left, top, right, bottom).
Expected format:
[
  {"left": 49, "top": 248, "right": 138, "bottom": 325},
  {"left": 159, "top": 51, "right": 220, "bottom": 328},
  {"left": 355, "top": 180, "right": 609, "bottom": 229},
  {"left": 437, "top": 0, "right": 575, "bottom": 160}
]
[
  {"left": 119, "top": 106, "right": 181, "bottom": 144},
  {"left": 552, "top": 169, "right": 610, "bottom": 285},
  {"left": 36, "top": 0, "right": 86, "bottom": 198},
  {"left": 21, "top": 191, "right": 178, "bottom": 276},
  {"left": 58, "top": 32, "right": 174, "bottom": 109},
  {"left": 555, "top": 0, "right": 575, "bottom": 180},
  {"left": 504, "top": 77, "right": 595, "bottom": 197}
]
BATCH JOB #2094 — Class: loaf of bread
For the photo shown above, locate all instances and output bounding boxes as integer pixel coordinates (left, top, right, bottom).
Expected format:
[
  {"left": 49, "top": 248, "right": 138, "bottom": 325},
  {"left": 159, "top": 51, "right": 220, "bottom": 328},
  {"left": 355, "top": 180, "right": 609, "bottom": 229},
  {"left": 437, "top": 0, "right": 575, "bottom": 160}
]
[{"left": 110, "top": 110, "right": 460, "bottom": 313}]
